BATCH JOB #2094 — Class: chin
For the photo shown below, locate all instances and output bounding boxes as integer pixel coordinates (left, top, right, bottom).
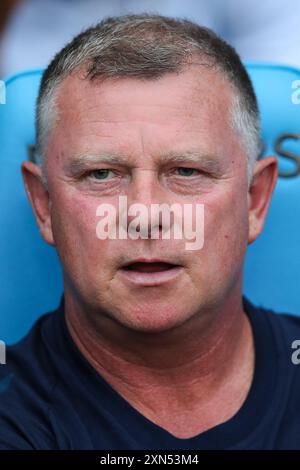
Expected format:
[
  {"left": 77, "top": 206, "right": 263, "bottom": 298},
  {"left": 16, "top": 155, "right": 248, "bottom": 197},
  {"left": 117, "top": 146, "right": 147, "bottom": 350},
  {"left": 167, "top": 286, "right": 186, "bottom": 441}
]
[{"left": 115, "top": 304, "right": 191, "bottom": 334}]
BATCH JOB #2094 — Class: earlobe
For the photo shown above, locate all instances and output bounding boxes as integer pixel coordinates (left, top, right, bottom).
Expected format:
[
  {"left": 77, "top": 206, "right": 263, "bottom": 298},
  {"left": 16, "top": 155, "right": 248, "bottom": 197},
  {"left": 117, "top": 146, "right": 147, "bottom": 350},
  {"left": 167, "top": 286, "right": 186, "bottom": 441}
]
[
  {"left": 21, "top": 161, "right": 55, "bottom": 246},
  {"left": 248, "top": 156, "right": 278, "bottom": 245}
]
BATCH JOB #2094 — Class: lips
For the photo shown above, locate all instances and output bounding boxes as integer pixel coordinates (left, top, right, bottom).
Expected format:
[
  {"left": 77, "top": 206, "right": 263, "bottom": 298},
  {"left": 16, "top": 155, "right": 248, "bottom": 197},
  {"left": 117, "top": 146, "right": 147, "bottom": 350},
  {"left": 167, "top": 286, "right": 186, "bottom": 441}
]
[
  {"left": 118, "top": 259, "right": 183, "bottom": 286},
  {"left": 122, "top": 262, "right": 179, "bottom": 273}
]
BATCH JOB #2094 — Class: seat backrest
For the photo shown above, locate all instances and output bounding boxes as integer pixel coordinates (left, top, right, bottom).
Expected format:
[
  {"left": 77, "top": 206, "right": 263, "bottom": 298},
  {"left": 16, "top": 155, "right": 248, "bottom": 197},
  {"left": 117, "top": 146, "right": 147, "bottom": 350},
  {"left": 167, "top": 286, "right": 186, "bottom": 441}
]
[
  {"left": 244, "top": 64, "right": 300, "bottom": 316},
  {"left": 0, "top": 70, "right": 62, "bottom": 344},
  {"left": 0, "top": 64, "right": 299, "bottom": 344}
]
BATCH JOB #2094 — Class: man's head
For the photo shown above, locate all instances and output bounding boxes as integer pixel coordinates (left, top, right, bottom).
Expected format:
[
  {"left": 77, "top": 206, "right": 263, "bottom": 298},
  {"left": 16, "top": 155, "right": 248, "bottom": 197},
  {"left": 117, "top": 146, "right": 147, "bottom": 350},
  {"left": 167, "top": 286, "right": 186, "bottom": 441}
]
[
  {"left": 22, "top": 14, "right": 277, "bottom": 333},
  {"left": 36, "top": 14, "right": 261, "bottom": 185}
]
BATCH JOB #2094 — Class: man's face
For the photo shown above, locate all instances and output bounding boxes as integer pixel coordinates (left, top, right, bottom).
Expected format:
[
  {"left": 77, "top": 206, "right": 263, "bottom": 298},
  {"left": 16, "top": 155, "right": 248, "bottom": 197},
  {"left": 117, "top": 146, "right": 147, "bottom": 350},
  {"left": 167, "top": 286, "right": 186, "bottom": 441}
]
[{"left": 43, "top": 66, "right": 250, "bottom": 332}]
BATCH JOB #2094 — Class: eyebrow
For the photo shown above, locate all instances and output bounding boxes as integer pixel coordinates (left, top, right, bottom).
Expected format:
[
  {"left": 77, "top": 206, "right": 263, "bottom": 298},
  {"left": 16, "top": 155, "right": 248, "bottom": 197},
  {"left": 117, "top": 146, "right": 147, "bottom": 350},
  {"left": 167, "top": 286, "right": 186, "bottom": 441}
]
[
  {"left": 67, "top": 154, "right": 124, "bottom": 173},
  {"left": 67, "top": 150, "right": 223, "bottom": 175},
  {"left": 161, "top": 151, "right": 223, "bottom": 174}
]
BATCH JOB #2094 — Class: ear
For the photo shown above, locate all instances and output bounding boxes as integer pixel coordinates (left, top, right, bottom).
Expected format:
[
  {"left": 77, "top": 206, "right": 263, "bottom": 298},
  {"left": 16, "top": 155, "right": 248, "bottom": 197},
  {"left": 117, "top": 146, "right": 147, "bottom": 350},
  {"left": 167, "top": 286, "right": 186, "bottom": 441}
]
[
  {"left": 21, "top": 161, "right": 55, "bottom": 246},
  {"left": 248, "top": 156, "right": 278, "bottom": 245}
]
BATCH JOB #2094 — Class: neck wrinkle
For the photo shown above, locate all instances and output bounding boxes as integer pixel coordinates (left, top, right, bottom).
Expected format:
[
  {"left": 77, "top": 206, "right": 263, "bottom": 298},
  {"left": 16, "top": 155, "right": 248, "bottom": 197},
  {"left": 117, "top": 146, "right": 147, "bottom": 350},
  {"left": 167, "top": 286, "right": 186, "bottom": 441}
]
[{"left": 64, "top": 290, "right": 251, "bottom": 392}]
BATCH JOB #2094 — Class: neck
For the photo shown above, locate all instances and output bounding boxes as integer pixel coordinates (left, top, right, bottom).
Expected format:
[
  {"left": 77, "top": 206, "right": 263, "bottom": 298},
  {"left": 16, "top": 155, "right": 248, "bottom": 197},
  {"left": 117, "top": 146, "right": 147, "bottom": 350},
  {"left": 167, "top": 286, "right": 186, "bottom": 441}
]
[{"left": 65, "top": 288, "right": 254, "bottom": 437}]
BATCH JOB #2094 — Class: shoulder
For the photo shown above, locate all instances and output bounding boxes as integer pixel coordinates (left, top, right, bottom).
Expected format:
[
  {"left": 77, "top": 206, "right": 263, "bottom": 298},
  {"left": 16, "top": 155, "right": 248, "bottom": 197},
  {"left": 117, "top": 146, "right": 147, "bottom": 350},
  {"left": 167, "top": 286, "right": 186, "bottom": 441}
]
[
  {"left": 0, "top": 312, "right": 60, "bottom": 449},
  {"left": 244, "top": 297, "right": 300, "bottom": 341},
  {"left": 256, "top": 303, "right": 300, "bottom": 344},
  {"left": 246, "top": 298, "right": 300, "bottom": 367},
  {"left": 246, "top": 300, "right": 300, "bottom": 448}
]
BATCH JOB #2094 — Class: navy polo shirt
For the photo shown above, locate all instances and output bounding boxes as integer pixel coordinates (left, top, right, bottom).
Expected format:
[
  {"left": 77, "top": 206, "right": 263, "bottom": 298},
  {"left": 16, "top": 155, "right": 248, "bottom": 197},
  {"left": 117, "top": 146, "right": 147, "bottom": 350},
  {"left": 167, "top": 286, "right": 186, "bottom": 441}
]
[{"left": 0, "top": 297, "right": 300, "bottom": 450}]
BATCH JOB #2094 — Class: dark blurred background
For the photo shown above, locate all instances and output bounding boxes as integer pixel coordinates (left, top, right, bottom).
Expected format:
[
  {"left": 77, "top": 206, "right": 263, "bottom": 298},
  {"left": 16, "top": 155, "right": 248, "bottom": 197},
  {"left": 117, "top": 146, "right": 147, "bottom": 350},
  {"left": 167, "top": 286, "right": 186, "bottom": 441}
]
[{"left": 1, "top": 0, "right": 300, "bottom": 78}]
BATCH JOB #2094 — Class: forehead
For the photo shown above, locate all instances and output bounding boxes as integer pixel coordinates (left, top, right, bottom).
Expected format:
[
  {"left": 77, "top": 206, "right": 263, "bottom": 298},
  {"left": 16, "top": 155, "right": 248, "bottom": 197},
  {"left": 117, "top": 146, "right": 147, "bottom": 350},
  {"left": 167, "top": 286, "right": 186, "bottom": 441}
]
[
  {"left": 50, "top": 66, "right": 240, "bottom": 161},
  {"left": 56, "top": 65, "right": 232, "bottom": 116}
]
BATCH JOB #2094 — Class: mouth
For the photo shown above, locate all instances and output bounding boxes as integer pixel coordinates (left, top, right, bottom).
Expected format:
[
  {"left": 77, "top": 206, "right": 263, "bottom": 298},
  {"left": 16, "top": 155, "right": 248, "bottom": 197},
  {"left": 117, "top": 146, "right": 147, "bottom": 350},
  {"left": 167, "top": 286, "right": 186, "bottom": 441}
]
[
  {"left": 118, "top": 259, "right": 184, "bottom": 286},
  {"left": 122, "top": 261, "right": 179, "bottom": 273}
]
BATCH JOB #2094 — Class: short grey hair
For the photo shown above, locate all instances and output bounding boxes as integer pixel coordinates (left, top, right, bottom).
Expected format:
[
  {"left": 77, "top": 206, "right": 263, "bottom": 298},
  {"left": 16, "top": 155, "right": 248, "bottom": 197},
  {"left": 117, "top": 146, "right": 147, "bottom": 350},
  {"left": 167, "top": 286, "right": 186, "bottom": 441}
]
[{"left": 36, "top": 14, "right": 261, "bottom": 186}]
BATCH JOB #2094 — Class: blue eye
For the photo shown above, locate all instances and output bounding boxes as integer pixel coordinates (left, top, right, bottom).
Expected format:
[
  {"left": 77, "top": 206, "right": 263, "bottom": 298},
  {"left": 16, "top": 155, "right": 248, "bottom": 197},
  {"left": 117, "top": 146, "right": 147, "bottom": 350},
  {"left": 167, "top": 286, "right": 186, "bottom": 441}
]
[
  {"left": 89, "top": 169, "right": 113, "bottom": 180},
  {"left": 176, "top": 167, "right": 198, "bottom": 177}
]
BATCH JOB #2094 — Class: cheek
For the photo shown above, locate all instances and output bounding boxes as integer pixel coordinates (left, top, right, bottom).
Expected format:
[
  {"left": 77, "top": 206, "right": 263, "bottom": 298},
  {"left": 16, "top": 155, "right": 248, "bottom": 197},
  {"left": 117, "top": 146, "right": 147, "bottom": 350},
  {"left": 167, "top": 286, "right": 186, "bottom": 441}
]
[
  {"left": 50, "top": 191, "right": 111, "bottom": 270},
  {"left": 199, "top": 188, "right": 249, "bottom": 271}
]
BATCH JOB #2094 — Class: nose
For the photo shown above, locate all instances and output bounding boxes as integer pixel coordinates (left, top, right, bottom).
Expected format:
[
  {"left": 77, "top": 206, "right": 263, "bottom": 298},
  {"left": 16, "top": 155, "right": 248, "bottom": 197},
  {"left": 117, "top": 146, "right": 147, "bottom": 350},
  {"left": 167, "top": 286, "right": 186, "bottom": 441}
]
[{"left": 123, "top": 169, "right": 166, "bottom": 239}]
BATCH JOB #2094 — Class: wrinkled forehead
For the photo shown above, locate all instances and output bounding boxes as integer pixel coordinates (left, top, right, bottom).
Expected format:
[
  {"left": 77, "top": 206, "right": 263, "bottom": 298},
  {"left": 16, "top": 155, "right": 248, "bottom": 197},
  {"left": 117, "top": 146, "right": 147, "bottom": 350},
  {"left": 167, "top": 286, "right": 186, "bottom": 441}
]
[
  {"left": 54, "top": 65, "right": 233, "bottom": 122},
  {"left": 46, "top": 66, "right": 244, "bottom": 171}
]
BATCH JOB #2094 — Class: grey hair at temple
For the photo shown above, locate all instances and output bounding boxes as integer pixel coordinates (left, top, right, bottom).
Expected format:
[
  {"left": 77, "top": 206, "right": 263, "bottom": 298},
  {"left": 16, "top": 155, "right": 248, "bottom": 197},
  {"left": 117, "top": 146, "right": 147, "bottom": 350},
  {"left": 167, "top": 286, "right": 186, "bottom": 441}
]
[{"left": 35, "top": 13, "right": 261, "bottom": 187}]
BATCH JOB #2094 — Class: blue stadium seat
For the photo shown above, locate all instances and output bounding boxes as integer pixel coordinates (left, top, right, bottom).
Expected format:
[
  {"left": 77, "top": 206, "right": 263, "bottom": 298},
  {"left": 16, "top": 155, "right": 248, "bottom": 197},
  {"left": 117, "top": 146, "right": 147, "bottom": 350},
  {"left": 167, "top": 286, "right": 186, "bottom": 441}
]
[
  {"left": 0, "top": 70, "right": 62, "bottom": 344},
  {"left": 0, "top": 64, "right": 299, "bottom": 344},
  {"left": 244, "top": 64, "right": 300, "bottom": 316}
]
